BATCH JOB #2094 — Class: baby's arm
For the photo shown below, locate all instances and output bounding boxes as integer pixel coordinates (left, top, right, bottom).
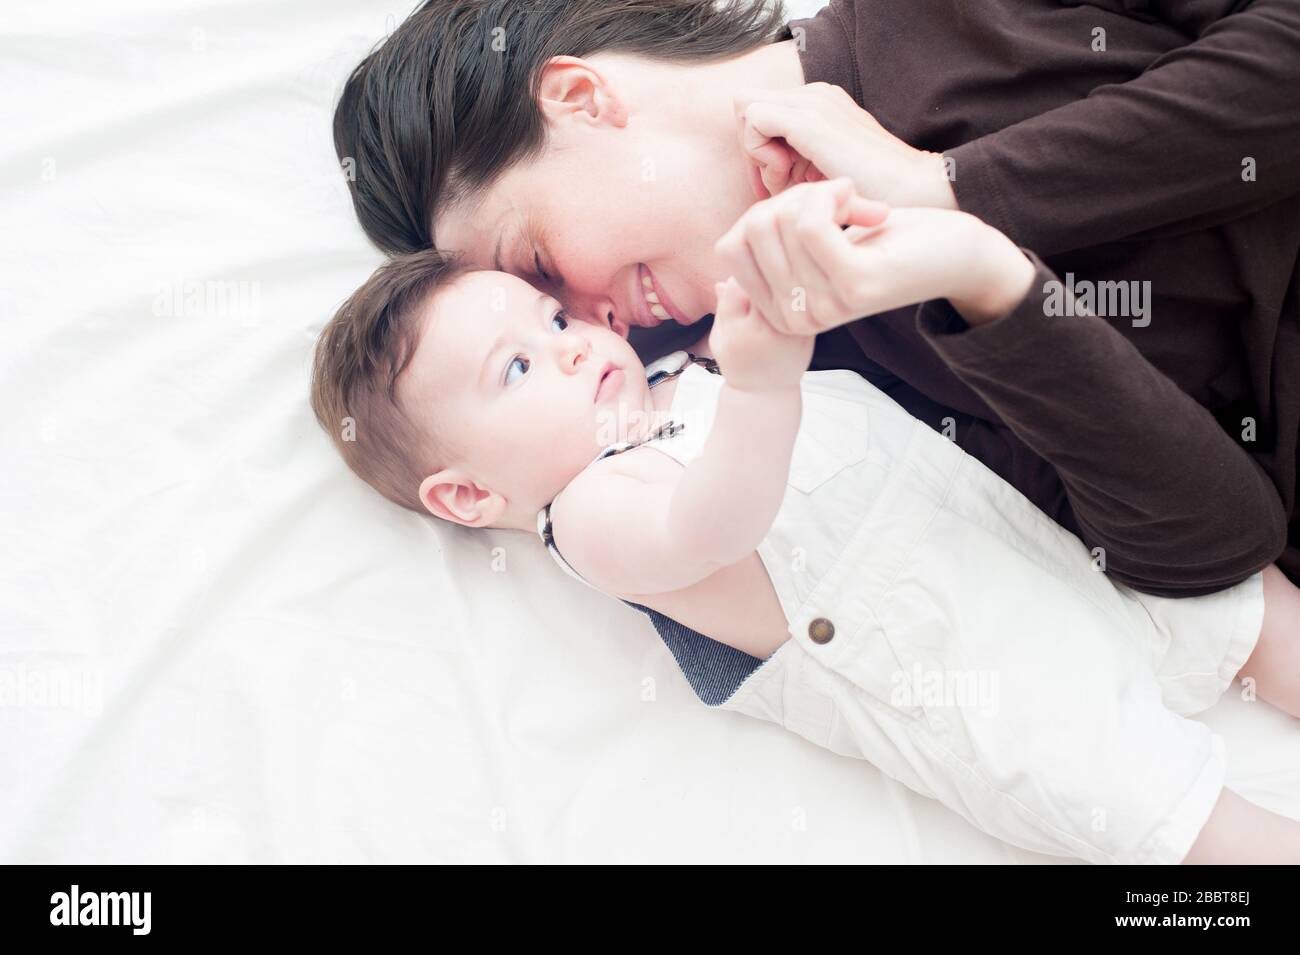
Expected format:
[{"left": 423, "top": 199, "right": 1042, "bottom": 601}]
[{"left": 550, "top": 280, "right": 811, "bottom": 597}]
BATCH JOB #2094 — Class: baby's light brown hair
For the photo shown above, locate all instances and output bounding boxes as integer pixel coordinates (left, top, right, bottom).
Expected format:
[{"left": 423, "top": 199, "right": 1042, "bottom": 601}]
[{"left": 310, "top": 250, "right": 468, "bottom": 512}]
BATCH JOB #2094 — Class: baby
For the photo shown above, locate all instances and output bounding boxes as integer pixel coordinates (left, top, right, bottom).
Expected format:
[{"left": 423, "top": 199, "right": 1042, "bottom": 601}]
[{"left": 312, "top": 187, "right": 1300, "bottom": 865}]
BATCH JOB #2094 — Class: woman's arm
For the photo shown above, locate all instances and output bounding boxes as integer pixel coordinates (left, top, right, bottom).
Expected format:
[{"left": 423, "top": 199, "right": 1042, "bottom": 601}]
[
  {"left": 715, "top": 181, "right": 1288, "bottom": 596},
  {"left": 947, "top": 0, "right": 1300, "bottom": 256},
  {"left": 915, "top": 248, "right": 1288, "bottom": 596},
  {"left": 739, "top": 0, "right": 1300, "bottom": 255}
]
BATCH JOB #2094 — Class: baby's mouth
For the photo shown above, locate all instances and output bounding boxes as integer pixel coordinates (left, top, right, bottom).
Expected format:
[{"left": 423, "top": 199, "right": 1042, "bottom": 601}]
[{"left": 594, "top": 361, "right": 623, "bottom": 403}]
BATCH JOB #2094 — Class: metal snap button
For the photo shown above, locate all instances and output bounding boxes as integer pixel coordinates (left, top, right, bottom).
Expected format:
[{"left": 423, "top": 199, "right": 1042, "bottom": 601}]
[{"left": 808, "top": 617, "right": 835, "bottom": 644}]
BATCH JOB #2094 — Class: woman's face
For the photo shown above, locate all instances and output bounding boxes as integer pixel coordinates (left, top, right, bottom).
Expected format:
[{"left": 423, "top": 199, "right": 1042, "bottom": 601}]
[{"left": 433, "top": 56, "right": 759, "bottom": 334}]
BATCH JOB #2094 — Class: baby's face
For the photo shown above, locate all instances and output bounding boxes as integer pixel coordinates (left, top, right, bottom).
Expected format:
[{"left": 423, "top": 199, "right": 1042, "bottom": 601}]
[{"left": 404, "top": 270, "right": 653, "bottom": 528}]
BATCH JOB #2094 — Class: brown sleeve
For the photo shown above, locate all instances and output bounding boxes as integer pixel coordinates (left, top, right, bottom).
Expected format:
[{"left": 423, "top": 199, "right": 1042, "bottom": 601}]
[
  {"left": 947, "top": 0, "right": 1300, "bottom": 256},
  {"left": 915, "top": 249, "right": 1286, "bottom": 597}
]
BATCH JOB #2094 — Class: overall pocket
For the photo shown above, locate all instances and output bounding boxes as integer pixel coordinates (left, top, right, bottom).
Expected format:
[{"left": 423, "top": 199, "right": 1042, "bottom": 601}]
[{"left": 785, "top": 397, "right": 871, "bottom": 493}]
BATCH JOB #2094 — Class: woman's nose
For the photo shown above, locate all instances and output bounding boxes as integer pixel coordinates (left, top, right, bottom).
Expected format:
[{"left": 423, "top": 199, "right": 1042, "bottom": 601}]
[
  {"left": 562, "top": 292, "right": 626, "bottom": 339},
  {"left": 590, "top": 295, "right": 620, "bottom": 334}
]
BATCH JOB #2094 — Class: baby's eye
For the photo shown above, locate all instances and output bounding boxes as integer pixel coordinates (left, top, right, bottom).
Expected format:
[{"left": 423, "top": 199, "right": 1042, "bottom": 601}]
[
  {"left": 550, "top": 309, "right": 568, "bottom": 333},
  {"left": 504, "top": 355, "right": 529, "bottom": 386}
]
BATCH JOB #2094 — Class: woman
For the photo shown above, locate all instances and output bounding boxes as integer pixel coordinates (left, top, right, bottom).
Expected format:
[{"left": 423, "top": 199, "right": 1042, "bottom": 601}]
[{"left": 332, "top": 0, "right": 1296, "bottom": 624}]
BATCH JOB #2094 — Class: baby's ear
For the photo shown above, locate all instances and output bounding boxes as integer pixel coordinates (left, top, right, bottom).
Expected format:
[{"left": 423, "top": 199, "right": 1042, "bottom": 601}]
[{"left": 418, "top": 469, "right": 506, "bottom": 527}]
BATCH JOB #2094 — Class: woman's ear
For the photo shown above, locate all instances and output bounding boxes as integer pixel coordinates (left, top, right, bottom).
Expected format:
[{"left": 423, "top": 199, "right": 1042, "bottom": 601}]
[
  {"left": 536, "top": 55, "right": 629, "bottom": 128},
  {"left": 418, "top": 469, "right": 507, "bottom": 527}
]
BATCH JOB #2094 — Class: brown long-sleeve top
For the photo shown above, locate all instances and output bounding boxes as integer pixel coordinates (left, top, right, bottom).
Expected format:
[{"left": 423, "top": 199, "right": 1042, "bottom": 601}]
[{"left": 785, "top": 0, "right": 1300, "bottom": 596}]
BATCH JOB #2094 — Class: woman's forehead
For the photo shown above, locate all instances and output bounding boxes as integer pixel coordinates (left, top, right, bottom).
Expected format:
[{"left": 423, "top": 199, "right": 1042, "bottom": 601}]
[{"left": 433, "top": 173, "right": 532, "bottom": 268}]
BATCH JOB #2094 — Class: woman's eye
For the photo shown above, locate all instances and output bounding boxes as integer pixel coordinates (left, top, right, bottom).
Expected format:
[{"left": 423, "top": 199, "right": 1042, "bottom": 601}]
[
  {"left": 550, "top": 309, "right": 568, "bottom": 333},
  {"left": 504, "top": 355, "right": 529, "bottom": 386},
  {"left": 534, "top": 251, "right": 555, "bottom": 285}
]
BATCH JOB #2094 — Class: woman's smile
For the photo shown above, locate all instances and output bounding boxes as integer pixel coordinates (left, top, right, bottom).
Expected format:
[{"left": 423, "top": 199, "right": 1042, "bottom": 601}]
[{"left": 635, "top": 263, "right": 695, "bottom": 327}]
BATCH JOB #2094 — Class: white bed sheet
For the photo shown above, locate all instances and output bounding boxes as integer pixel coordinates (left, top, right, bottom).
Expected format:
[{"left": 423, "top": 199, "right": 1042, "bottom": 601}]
[{"left": 2, "top": 0, "right": 1296, "bottom": 863}]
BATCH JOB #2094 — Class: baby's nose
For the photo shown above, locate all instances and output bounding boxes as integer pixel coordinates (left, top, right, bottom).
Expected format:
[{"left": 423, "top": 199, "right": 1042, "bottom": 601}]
[{"left": 560, "top": 334, "right": 590, "bottom": 370}]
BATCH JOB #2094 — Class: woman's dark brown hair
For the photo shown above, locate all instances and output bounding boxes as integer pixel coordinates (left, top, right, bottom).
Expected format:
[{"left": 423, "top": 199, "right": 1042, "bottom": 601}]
[{"left": 334, "top": 0, "right": 788, "bottom": 255}]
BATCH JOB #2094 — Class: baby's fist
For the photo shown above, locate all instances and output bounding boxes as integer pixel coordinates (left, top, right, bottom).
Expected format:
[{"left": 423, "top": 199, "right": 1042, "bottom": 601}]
[{"left": 708, "top": 277, "right": 813, "bottom": 392}]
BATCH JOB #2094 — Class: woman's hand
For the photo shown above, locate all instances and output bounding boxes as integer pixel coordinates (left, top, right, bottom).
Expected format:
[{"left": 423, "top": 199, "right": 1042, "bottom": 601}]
[
  {"left": 715, "top": 178, "right": 1035, "bottom": 334},
  {"left": 734, "top": 82, "right": 956, "bottom": 209}
]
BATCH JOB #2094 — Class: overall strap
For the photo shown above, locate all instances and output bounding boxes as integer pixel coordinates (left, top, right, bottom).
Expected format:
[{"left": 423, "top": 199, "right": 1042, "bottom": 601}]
[
  {"left": 645, "top": 350, "right": 719, "bottom": 388},
  {"left": 539, "top": 347, "right": 759, "bottom": 706},
  {"left": 536, "top": 351, "right": 718, "bottom": 588},
  {"left": 537, "top": 420, "right": 686, "bottom": 589}
]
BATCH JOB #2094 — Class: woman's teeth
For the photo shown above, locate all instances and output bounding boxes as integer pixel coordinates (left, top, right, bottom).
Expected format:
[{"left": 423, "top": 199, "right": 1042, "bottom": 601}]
[{"left": 642, "top": 273, "right": 669, "bottom": 320}]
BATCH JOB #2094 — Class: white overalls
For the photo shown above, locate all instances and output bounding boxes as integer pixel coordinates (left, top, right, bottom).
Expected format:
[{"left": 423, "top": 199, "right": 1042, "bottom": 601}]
[{"left": 538, "top": 352, "right": 1265, "bottom": 864}]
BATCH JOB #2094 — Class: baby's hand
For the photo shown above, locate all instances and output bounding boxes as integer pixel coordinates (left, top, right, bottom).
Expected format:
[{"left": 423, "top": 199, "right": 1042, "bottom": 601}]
[
  {"left": 715, "top": 178, "right": 1034, "bottom": 332},
  {"left": 708, "top": 276, "right": 812, "bottom": 392}
]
